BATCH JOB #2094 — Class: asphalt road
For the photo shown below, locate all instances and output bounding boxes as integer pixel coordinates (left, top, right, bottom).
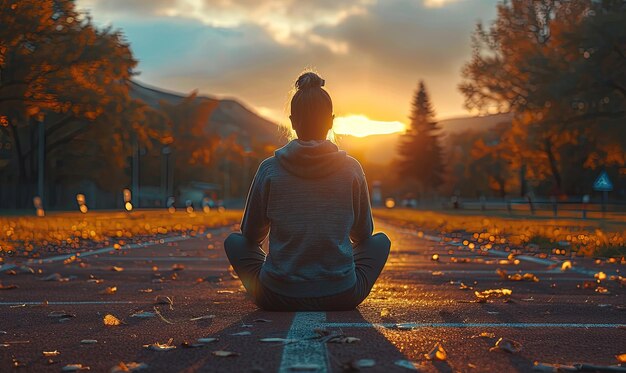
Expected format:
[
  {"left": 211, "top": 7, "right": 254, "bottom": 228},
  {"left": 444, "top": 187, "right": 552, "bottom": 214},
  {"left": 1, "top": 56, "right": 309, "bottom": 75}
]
[{"left": 0, "top": 219, "right": 625, "bottom": 372}]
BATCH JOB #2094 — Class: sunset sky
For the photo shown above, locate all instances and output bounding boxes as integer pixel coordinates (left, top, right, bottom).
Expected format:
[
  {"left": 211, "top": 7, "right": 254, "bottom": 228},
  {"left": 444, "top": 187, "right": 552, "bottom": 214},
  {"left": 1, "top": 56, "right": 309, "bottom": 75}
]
[{"left": 76, "top": 0, "right": 499, "bottom": 136}]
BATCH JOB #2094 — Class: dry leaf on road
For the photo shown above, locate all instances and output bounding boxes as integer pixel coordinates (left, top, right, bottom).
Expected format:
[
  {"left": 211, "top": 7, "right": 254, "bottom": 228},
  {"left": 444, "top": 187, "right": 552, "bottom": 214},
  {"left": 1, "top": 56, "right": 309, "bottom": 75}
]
[
  {"left": 489, "top": 338, "right": 522, "bottom": 353},
  {"left": 144, "top": 339, "right": 175, "bottom": 351},
  {"left": 100, "top": 286, "right": 117, "bottom": 295},
  {"left": 424, "top": 342, "right": 447, "bottom": 361},
  {"left": 103, "top": 314, "right": 122, "bottom": 326},
  {"left": 110, "top": 361, "right": 149, "bottom": 372},
  {"left": 471, "top": 332, "right": 496, "bottom": 339},
  {"left": 61, "top": 364, "right": 90, "bottom": 371}
]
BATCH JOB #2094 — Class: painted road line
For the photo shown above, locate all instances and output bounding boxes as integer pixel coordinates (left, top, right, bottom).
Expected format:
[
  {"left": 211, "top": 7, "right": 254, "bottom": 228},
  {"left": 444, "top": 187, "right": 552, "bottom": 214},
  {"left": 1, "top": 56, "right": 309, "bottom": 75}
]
[
  {"left": 0, "top": 235, "right": 191, "bottom": 273},
  {"left": 319, "top": 322, "right": 626, "bottom": 329},
  {"left": 410, "top": 270, "right": 572, "bottom": 275},
  {"left": 0, "top": 301, "right": 135, "bottom": 306},
  {"left": 279, "top": 312, "right": 328, "bottom": 373},
  {"left": 394, "top": 226, "right": 617, "bottom": 277},
  {"left": 90, "top": 256, "right": 229, "bottom": 262}
]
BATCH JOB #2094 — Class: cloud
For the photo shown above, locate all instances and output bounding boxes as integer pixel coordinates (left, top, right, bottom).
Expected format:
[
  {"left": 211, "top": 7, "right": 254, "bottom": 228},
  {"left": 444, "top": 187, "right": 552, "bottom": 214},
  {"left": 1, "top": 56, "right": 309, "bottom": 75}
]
[
  {"left": 423, "top": 0, "right": 466, "bottom": 8},
  {"left": 76, "top": 0, "right": 499, "bottom": 121},
  {"left": 78, "top": 0, "right": 371, "bottom": 53}
]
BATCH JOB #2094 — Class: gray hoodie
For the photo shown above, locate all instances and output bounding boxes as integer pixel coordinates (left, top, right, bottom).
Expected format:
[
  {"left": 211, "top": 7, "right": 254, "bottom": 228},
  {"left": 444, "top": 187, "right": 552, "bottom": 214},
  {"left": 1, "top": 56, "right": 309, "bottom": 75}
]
[{"left": 240, "top": 139, "right": 374, "bottom": 298}]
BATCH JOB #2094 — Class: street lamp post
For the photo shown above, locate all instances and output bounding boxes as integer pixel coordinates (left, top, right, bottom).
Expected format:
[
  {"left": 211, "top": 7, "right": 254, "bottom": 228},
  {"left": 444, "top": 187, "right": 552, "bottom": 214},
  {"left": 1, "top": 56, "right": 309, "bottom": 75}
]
[
  {"left": 161, "top": 145, "right": 172, "bottom": 206},
  {"left": 37, "top": 114, "right": 45, "bottom": 207}
]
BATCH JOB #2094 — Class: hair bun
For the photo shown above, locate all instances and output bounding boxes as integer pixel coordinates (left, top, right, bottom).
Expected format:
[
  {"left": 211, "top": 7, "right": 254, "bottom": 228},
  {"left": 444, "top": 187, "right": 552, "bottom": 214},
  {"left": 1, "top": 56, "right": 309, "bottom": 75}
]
[{"left": 295, "top": 72, "right": 325, "bottom": 90}]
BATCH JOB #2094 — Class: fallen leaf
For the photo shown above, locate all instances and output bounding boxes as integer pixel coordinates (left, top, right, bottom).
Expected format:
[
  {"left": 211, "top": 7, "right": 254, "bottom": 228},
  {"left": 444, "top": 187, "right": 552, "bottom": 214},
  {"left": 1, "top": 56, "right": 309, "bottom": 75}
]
[
  {"left": 103, "top": 314, "right": 122, "bottom": 326},
  {"left": 61, "top": 364, "right": 90, "bottom": 371},
  {"left": 431, "top": 271, "right": 444, "bottom": 276},
  {"left": 475, "top": 288, "right": 512, "bottom": 301},
  {"left": 144, "top": 339, "right": 175, "bottom": 351},
  {"left": 110, "top": 361, "right": 149, "bottom": 372},
  {"left": 459, "top": 282, "right": 473, "bottom": 290},
  {"left": 471, "top": 332, "right": 495, "bottom": 339},
  {"left": 424, "top": 342, "right": 447, "bottom": 361},
  {"left": 43, "top": 350, "right": 60, "bottom": 357},
  {"left": 171, "top": 263, "right": 185, "bottom": 271},
  {"left": 110, "top": 266, "right": 124, "bottom": 272},
  {"left": 80, "top": 340, "right": 98, "bottom": 344},
  {"left": 617, "top": 354, "right": 626, "bottom": 363},
  {"left": 211, "top": 350, "right": 239, "bottom": 357},
  {"left": 380, "top": 308, "right": 391, "bottom": 317},
  {"left": 138, "top": 288, "right": 153, "bottom": 293},
  {"left": 190, "top": 315, "right": 215, "bottom": 321},
  {"left": 217, "top": 290, "right": 235, "bottom": 294},
  {"left": 197, "top": 338, "right": 218, "bottom": 344},
  {"left": 561, "top": 260, "right": 572, "bottom": 271},
  {"left": 489, "top": 337, "right": 522, "bottom": 353},
  {"left": 0, "top": 283, "right": 18, "bottom": 290},
  {"left": 595, "top": 286, "right": 610, "bottom": 294},
  {"left": 431, "top": 254, "right": 439, "bottom": 261},
  {"left": 100, "top": 286, "right": 117, "bottom": 295}
]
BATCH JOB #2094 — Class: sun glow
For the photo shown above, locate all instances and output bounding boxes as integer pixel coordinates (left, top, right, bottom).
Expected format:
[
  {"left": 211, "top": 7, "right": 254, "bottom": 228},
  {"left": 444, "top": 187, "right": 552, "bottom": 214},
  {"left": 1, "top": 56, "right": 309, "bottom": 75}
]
[{"left": 333, "top": 115, "right": 405, "bottom": 137}]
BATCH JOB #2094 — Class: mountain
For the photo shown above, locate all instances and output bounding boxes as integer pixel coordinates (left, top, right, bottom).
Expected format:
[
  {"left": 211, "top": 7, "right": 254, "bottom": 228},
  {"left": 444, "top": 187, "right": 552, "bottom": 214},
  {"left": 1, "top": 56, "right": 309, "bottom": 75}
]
[
  {"left": 337, "top": 113, "right": 512, "bottom": 164},
  {"left": 129, "top": 80, "right": 284, "bottom": 145}
]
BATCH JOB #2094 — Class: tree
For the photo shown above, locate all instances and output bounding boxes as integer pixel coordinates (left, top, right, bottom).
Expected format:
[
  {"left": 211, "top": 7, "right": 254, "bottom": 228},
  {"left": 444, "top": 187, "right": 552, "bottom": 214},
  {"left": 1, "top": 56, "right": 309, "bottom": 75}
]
[
  {"left": 459, "top": 0, "right": 626, "bottom": 196},
  {"left": 396, "top": 81, "right": 445, "bottom": 194},
  {"left": 0, "top": 0, "right": 147, "bottom": 206}
]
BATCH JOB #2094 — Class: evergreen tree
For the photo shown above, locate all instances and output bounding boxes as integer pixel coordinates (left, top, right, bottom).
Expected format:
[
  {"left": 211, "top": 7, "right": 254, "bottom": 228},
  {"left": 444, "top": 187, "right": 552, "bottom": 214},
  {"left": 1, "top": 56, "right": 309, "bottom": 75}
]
[{"left": 397, "top": 81, "right": 445, "bottom": 193}]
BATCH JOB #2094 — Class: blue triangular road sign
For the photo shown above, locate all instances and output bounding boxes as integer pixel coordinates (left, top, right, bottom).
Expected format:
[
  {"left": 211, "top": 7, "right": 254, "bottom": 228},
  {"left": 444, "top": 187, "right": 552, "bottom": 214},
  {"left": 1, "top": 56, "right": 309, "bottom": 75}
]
[{"left": 593, "top": 171, "right": 613, "bottom": 192}]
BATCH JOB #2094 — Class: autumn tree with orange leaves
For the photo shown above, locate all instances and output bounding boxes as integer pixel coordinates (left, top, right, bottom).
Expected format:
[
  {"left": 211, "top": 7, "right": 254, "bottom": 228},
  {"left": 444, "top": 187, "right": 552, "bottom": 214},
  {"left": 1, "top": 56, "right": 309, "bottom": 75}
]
[
  {"left": 459, "top": 0, "right": 626, "bottom": 197},
  {"left": 0, "top": 0, "right": 162, "bottom": 206}
]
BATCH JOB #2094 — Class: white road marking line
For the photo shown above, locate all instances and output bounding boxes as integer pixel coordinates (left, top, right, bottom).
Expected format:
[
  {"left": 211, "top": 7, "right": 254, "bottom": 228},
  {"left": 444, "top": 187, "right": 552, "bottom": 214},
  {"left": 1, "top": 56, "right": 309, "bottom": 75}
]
[
  {"left": 0, "top": 235, "right": 191, "bottom": 273},
  {"left": 0, "top": 301, "right": 135, "bottom": 306},
  {"left": 410, "top": 270, "right": 574, "bottom": 275},
  {"left": 279, "top": 312, "right": 328, "bottom": 373},
  {"left": 395, "top": 226, "right": 617, "bottom": 277},
  {"left": 320, "top": 322, "right": 626, "bottom": 329},
  {"left": 89, "top": 256, "right": 228, "bottom": 262}
]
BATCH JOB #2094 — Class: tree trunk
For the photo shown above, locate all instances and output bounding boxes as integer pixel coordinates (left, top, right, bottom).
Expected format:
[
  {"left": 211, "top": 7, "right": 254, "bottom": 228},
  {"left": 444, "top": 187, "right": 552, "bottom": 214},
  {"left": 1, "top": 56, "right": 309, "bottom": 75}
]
[{"left": 544, "top": 138, "right": 562, "bottom": 192}]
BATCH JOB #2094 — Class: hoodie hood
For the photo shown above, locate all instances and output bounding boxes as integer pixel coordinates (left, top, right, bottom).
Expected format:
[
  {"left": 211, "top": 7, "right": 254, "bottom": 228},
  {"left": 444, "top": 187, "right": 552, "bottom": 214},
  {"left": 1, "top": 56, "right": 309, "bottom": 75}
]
[{"left": 275, "top": 139, "right": 347, "bottom": 178}]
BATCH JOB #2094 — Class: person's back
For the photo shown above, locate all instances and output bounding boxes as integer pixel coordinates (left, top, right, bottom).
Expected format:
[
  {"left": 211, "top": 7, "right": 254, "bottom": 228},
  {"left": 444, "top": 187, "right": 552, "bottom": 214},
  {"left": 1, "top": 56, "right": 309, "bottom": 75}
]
[{"left": 224, "top": 71, "right": 391, "bottom": 311}]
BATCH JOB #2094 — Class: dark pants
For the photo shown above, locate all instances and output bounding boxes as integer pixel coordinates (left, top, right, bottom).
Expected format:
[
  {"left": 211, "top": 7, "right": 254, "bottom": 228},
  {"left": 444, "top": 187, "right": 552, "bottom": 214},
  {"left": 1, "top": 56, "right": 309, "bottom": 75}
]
[{"left": 223, "top": 232, "right": 391, "bottom": 311}]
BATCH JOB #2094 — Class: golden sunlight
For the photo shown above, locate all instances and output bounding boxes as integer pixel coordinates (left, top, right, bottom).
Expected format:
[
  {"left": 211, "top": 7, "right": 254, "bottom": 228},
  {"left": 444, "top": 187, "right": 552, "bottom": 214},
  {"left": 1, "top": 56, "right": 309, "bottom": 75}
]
[{"left": 333, "top": 115, "right": 405, "bottom": 137}]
